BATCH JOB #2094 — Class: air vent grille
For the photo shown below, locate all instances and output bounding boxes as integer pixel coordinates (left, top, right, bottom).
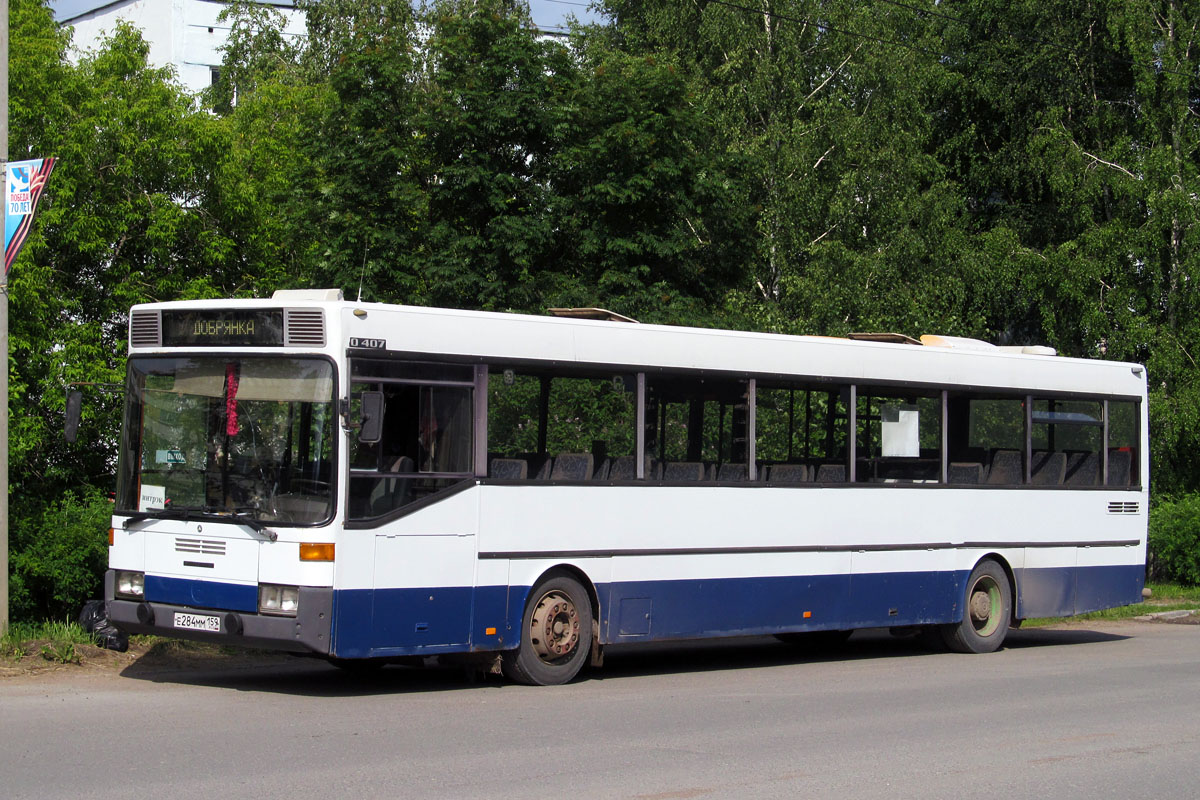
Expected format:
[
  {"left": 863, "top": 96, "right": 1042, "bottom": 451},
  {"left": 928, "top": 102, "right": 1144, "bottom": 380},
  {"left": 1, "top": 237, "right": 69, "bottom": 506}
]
[
  {"left": 175, "top": 537, "right": 226, "bottom": 556},
  {"left": 129, "top": 310, "right": 162, "bottom": 348},
  {"left": 284, "top": 309, "right": 325, "bottom": 346},
  {"left": 1107, "top": 501, "right": 1140, "bottom": 515}
]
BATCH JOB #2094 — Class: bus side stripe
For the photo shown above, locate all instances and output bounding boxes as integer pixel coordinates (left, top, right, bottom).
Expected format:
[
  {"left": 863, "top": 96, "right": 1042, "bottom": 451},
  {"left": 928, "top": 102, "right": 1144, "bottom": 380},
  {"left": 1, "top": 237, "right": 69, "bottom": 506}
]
[{"left": 479, "top": 540, "right": 1141, "bottom": 560}]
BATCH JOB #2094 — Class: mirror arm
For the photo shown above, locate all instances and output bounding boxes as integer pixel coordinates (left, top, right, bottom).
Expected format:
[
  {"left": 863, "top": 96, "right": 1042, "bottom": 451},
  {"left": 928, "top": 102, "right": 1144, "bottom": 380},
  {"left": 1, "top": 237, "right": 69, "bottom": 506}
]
[{"left": 63, "top": 381, "right": 122, "bottom": 443}]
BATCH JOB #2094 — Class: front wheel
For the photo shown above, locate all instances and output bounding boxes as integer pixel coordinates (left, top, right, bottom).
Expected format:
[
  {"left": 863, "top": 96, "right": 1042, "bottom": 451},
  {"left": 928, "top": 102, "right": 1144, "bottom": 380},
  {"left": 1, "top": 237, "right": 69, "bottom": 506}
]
[
  {"left": 941, "top": 560, "right": 1012, "bottom": 654},
  {"left": 502, "top": 574, "right": 593, "bottom": 686}
]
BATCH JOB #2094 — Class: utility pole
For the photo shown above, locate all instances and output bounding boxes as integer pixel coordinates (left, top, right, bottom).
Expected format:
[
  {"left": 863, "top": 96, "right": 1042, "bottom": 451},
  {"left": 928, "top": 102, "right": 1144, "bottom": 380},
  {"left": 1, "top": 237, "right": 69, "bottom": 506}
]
[{"left": 1, "top": 0, "right": 10, "bottom": 636}]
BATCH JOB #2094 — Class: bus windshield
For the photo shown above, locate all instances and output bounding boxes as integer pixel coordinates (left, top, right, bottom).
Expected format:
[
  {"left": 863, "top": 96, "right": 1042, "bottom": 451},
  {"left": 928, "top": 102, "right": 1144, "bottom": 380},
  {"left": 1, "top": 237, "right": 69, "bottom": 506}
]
[{"left": 117, "top": 356, "right": 337, "bottom": 525}]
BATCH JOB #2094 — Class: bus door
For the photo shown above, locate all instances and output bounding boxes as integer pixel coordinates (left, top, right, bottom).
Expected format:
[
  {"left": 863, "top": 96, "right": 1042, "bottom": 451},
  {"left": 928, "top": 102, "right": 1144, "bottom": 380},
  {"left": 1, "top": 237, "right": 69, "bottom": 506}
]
[
  {"left": 349, "top": 369, "right": 481, "bottom": 652},
  {"left": 370, "top": 501, "right": 478, "bottom": 651}
]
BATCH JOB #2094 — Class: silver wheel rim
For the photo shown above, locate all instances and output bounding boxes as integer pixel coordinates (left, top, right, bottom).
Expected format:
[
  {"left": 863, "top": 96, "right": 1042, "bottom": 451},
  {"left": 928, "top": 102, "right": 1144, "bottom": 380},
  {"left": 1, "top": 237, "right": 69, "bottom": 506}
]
[{"left": 529, "top": 590, "right": 581, "bottom": 664}]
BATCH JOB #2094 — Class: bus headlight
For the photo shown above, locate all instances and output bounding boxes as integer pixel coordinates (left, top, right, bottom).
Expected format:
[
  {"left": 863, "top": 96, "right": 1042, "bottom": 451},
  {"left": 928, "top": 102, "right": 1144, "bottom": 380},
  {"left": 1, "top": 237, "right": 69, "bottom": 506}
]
[
  {"left": 115, "top": 570, "right": 145, "bottom": 600},
  {"left": 259, "top": 584, "right": 300, "bottom": 617}
]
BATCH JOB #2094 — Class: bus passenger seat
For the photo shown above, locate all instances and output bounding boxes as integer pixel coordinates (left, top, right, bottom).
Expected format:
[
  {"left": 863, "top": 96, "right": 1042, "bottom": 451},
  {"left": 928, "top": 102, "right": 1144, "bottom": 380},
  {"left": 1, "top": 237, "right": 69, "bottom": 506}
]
[
  {"left": 551, "top": 453, "right": 594, "bottom": 481},
  {"left": 985, "top": 450, "right": 1023, "bottom": 484},
  {"left": 768, "top": 464, "right": 808, "bottom": 483},
  {"left": 948, "top": 462, "right": 983, "bottom": 484},
  {"left": 609, "top": 455, "right": 652, "bottom": 481},
  {"left": 663, "top": 462, "right": 705, "bottom": 481},
  {"left": 717, "top": 463, "right": 748, "bottom": 482},
  {"left": 1031, "top": 451, "right": 1067, "bottom": 485},
  {"left": 489, "top": 458, "right": 528, "bottom": 480},
  {"left": 814, "top": 463, "right": 845, "bottom": 483},
  {"left": 1065, "top": 451, "right": 1099, "bottom": 486},
  {"left": 1107, "top": 449, "right": 1133, "bottom": 487},
  {"left": 592, "top": 458, "right": 612, "bottom": 481}
]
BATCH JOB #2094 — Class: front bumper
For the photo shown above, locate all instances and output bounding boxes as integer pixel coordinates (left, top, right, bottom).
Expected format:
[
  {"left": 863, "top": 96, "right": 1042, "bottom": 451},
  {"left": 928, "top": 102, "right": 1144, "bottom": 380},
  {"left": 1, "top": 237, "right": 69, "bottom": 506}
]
[{"left": 105, "top": 570, "right": 333, "bottom": 655}]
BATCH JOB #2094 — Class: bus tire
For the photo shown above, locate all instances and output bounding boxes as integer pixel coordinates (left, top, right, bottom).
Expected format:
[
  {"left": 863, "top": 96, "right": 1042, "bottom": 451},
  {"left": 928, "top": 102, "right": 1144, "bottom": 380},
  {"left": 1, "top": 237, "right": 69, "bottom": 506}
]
[
  {"left": 503, "top": 574, "right": 593, "bottom": 686},
  {"left": 941, "top": 559, "right": 1011, "bottom": 654}
]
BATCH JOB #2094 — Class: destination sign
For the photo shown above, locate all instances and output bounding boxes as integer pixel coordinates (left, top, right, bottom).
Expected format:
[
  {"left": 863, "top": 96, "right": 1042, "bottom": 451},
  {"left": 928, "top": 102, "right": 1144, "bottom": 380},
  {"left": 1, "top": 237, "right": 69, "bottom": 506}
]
[{"left": 161, "top": 309, "right": 285, "bottom": 347}]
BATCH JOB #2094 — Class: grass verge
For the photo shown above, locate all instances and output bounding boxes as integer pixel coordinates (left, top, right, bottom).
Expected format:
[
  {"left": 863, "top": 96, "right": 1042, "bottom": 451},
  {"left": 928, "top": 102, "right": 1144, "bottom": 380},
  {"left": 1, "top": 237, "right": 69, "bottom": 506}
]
[{"left": 1, "top": 620, "right": 95, "bottom": 663}]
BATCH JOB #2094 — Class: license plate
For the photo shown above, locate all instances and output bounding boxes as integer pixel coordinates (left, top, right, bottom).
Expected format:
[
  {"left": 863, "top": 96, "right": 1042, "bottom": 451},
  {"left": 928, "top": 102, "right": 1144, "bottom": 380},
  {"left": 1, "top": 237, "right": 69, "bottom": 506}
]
[{"left": 174, "top": 612, "right": 221, "bottom": 632}]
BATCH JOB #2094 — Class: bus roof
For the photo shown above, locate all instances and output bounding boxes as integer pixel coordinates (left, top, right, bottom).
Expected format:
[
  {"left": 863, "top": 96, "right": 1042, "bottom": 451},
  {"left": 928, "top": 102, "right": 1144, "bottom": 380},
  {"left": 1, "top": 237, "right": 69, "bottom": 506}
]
[{"left": 128, "top": 295, "right": 1147, "bottom": 398}]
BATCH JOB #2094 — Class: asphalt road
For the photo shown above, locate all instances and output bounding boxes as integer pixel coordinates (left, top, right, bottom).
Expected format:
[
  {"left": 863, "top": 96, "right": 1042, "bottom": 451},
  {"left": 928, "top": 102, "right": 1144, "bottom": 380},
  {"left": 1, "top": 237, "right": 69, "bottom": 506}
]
[{"left": 2, "top": 621, "right": 1198, "bottom": 799}]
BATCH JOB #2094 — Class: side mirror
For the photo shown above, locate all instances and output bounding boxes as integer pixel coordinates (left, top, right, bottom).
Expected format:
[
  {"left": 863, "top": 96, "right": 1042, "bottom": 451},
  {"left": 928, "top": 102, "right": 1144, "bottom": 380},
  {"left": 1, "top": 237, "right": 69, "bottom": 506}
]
[
  {"left": 358, "top": 390, "right": 384, "bottom": 443},
  {"left": 65, "top": 390, "right": 83, "bottom": 443}
]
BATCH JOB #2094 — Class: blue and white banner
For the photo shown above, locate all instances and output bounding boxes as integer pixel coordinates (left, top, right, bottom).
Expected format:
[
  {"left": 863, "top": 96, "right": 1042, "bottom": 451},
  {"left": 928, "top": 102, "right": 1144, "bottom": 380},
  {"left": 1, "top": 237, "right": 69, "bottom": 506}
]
[{"left": 5, "top": 157, "right": 57, "bottom": 279}]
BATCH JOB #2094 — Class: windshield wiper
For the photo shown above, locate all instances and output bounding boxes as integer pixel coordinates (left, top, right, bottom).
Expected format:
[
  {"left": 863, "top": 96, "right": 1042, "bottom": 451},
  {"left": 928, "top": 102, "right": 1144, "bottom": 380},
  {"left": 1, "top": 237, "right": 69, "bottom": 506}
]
[
  {"left": 228, "top": 507, "right": 276, "bottom": 539},
  {"left": 121, "top": 506, "right": 275, "bottom": 540}
]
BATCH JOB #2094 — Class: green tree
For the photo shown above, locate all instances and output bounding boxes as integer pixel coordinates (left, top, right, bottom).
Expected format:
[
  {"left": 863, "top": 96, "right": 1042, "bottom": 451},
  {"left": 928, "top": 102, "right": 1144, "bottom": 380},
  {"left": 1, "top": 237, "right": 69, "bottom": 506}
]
[
  {"left": 418, "top": 0, "right": 566, "bottom": 311},
  {"left": 934, "top": 0, "right": 1200, "bottom": 493},
  {"left": 296, "top": 0, "right": 430, "bottom": 299},
  {"left": 209, "top": 0, "right": 326, "bottom": 291},
  {"left": 546, "top": 34, "right": 754, "bottom": 324},
  {"left": 600, "top": 0, "right": 976, "bottom": 335},
  {"left": 7, "top": 0, "right": 272, "bottom": 618}
]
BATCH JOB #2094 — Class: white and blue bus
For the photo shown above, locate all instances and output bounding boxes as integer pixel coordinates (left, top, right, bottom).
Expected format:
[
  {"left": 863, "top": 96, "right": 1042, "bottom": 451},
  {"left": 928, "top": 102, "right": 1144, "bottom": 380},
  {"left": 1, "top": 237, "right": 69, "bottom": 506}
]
[{"left": 104, "top": 289, "right": 1148, "bottom": 684}]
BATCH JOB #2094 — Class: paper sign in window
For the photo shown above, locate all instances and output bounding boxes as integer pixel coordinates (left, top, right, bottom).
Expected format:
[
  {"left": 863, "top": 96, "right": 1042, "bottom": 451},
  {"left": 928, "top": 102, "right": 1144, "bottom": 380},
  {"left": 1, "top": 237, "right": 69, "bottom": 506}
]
[
  {"left": 881, "top": 405, "right": 920, "bottom": 458},
  {"left": 140, "top": 485, "right": 166, "bottom": 511}
]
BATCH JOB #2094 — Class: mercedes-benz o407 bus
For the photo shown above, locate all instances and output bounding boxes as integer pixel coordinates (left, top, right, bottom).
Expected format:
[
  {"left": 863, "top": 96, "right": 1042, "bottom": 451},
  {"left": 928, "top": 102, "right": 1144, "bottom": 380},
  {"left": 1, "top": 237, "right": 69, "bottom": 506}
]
[{"left": 103, "top": 289, "right": 1148, "bottom": 684}]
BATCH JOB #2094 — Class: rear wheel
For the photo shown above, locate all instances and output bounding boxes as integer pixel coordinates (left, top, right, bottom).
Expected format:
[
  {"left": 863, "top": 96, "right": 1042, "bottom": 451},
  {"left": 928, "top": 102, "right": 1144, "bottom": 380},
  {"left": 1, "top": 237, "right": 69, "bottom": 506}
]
[
  {"left": 503, "top": 574, "right": 593, "bottom": 686},
  {"left": 941, "top": 560, "right": 1012, "bottom": 654}
]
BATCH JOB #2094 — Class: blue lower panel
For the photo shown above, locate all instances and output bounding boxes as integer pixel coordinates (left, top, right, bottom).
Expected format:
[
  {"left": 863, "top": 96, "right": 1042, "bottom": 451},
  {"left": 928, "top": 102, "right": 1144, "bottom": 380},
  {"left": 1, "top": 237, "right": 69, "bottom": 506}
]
[
  {"left": 331, "top": 585, "right": 510, "bottom": 659},
  {"left": 605, "top": 571, "right": 964, "bottom": 643},
  {"left": 144, "top": 575, "right": 258, "bottom": 613},
  {"left": 1076, "top": 564, "right": 1144, "bottom": 614},
  {"left": 328, "top": 563, "right": 1146, "bottom": 657},
  {"left": 1017, "top": 564, "right": 1145, "bottom": 618}
]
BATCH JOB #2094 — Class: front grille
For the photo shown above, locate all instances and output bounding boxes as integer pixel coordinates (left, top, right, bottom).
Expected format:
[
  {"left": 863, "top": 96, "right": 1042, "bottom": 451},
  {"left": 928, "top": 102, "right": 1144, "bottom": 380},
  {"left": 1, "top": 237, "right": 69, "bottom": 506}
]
[
  {"left": 129, "top": 310, "right": 162, "bottom": 348},
  {"left": 284, "top": 308, "right": 325, "bottom": 346},
  {"left": 175, "top": 537, "right": 226, "bottom": 556}
]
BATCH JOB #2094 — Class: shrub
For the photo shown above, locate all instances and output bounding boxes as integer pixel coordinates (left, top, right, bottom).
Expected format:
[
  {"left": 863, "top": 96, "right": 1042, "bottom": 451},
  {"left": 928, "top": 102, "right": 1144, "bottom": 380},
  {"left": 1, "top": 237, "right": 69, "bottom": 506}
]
[
  {"left": 1148, "top": 494, "right": 1200, "bottom": 586},
  {"left": 8, "top": 488, "right": 112, "bottom": 622}
]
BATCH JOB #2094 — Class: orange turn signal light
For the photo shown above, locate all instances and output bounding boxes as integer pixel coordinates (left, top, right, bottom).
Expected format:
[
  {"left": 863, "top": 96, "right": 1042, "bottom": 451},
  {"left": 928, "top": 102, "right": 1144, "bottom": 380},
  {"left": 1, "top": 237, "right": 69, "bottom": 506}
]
[
  {"left": 108, "top": 528, "right": 115, "bottom": 546},
  {"left": 299, "top": 543, "right": 335, "bottom": 562}
]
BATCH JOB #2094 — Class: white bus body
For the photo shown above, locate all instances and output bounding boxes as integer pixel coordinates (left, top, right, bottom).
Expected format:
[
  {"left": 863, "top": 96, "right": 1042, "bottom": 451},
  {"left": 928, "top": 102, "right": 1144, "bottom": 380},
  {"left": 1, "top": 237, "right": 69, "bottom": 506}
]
[{"left": 106, "top": 291, "right": 1148, "bottom": 683}]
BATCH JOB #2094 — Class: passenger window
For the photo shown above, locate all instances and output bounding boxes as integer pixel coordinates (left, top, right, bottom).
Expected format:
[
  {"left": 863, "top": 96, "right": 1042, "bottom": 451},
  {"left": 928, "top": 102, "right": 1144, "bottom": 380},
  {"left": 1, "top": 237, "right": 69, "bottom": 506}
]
[
  {"left": 1032, "top": 399, "right": 1102, "bottom": 487},
  {"left": 1107, "top": 400, "right": 1139, "bottom": 487},
  {"left": 968, "top": 398, "right": 1024, "bottom": 451},
  {"left": 855, "top": 391, "right": 940, "bottom": 483},
  {"left": 487, "top": 369, "right": 635, "bottom": 480},
  {"left": 646, "top": 378, "right": 749, "bottom": 478},
  {"left": 946, "top": 394, "right": 1024, "bottom": 485},
  {"left": 756, "top": 385, "right": 849, "bottom": 481},
  {"left": 348, "top": 361, "right": 475, "bottom": 520},
  {"left": 487, "top": 372, "right": 542, "bottom": 458}
]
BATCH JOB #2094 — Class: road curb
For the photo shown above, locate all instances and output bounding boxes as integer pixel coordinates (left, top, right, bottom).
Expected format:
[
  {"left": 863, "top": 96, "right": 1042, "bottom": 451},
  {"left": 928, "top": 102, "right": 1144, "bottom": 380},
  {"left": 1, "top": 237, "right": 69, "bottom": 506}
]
[{"left": 1135, "top": 609, "right": 1200, "bottom": 622}]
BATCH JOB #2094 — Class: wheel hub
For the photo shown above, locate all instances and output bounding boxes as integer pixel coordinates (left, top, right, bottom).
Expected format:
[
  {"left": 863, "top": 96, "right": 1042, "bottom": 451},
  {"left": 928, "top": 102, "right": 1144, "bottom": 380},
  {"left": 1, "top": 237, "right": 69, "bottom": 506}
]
[
  {"left": 529, "top": 591, "right": 581, "bottom": 663},
  {"left": 970, "top": 590, "right": 992, "bottom": 623},
  {"left": 968, "top": 575, "right": 1001, "bottom": 636}
]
